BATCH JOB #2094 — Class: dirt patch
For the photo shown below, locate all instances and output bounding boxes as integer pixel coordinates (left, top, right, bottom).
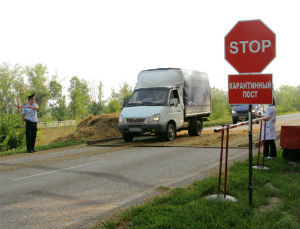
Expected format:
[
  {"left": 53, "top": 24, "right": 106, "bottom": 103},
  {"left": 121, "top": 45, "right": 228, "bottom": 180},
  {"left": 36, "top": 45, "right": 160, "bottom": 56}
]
[
  {"left": 258, "top": 197, "right": 282, "bottom": 212},
  {"left": 53, "top": 114, "right": 121, "bottom": 143},
  {"left": 264, "top": 182, "right": 277, "bottom": 190}
]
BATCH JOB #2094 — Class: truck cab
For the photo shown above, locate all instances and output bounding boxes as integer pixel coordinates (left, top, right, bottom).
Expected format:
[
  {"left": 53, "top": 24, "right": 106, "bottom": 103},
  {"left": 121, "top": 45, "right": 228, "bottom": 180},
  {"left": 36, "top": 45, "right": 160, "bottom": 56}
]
[{"left": 118, "top": 86, "right": 183, "bottom": 141}]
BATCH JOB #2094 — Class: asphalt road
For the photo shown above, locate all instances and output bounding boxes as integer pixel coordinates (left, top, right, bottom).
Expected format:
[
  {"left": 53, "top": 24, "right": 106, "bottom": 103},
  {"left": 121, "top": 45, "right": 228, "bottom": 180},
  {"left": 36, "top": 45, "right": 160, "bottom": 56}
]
[
  {"left": 0, "top": 146, "right": 250, "bottom": 229},
  {"left": 0, "top": 113, "right": 298, "bottom": 229}
]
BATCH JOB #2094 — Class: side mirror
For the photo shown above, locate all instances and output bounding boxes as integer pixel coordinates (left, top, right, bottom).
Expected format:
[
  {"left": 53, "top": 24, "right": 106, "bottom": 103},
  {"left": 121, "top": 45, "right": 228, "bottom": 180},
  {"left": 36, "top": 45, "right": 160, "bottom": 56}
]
[{"left": 170, "top": 98, "right": 179, "bottom": 107}]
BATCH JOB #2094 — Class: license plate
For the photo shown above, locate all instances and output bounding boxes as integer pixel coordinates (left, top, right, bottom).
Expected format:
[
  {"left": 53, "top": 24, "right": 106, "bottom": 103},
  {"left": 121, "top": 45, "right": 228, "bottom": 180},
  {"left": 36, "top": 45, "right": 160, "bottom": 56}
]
[{"left": 129, "top": 127, "right": 142, "bottom": 132}]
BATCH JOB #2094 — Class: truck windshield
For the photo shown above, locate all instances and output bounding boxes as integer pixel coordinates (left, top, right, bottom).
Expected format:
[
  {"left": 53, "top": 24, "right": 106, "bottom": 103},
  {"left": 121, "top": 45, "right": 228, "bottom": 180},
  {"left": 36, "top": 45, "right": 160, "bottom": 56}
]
[{"left": 126, "top": 88, "right": 169, "bottom": 106}]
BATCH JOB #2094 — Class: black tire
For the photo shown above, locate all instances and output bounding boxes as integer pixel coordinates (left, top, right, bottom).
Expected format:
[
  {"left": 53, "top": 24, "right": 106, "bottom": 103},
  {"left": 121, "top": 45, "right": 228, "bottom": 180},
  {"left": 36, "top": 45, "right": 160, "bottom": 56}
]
[
  {"left": 194, "top": 120, "right": 203, "bottom": 136},
  {"left": 188, "top": 118, "right": 202, "bottom": 136},
  {"left": 232, "top": 119, "right": 238, "bottom": 124},
  {"left": 188, "top": 127, "right": 194, "bottom": 136},
  {"left": 123, "top": 133, "right": 134, "bottom": 142},
  {"left": 165, "top": 123, "right": 176, "bottom": 141},
  {"left": 188, "top": 118, "right": 195, "bottom": 136}
]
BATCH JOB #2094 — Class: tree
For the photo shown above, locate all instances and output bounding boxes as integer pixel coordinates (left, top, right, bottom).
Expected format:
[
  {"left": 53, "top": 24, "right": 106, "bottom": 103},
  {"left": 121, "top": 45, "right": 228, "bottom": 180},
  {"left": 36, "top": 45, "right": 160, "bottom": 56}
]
[
  {"left": 105, "top": 100, "right": 121, "bottom": 113},
  {"left": 0, "top": 63, "right": 25, "bottom": 114},
  {"left": 13, "top": 66, "right": 27, "bottom": 109},
  {"left": 275, "top": 85, "right": 300, "bottom": 113},
  {"left": 0, "top": 113, "right": 25, "bottom": 151},
  {"left": 25, "top": 64, "right": 50, "bottom": 118},
  {"left": 48, "top": 76, "right": 67, "bottom": 120},
  {"left": 49, "top": 76, "right": 63, "bottom": 102},
  {"left": 51, "top": 96, "right": 68, "bottom": 121},
  {"left": 210, "top": 87, "right": 231, "bottom": 120},
  {"left": 98, "top": 81, "right": 105, "bottom": 104},
  {"left": 0, "top": 63, "right": 26, "bottom": 151},
  {"left": 110, "top": 82, "right": 133, "bottom": 102},
  {"left": 105, "top": 82, "right": 133, "bottom": 114},
  {"left": 68, "top": 76, "right": 91, "bottom": 119},
  {"left": 88, "top": 80, "right": 106, "bottom": 115}
]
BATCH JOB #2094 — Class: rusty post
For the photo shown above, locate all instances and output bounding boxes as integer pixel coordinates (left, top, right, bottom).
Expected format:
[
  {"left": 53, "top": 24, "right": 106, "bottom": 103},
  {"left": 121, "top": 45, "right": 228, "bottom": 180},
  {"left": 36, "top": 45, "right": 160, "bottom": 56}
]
[
  {"left": 262, "top": 120, "right": 267, "bottom": 167},
  {"left": 256, "top": 120, "right": 263, "bottom": 166},
  {"left": 218, "top": 126, "right": 225, "bottom": 194},
  {"left": 224, "top": 125, "right": 230, "bottom": 198}
]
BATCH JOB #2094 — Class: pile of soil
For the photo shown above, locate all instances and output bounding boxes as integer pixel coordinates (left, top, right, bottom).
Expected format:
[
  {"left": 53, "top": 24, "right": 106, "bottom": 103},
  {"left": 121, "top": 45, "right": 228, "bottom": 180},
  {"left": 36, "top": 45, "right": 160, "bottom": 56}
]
[{"left": 53, "top": 114, "right": 121, "bottom": 142}]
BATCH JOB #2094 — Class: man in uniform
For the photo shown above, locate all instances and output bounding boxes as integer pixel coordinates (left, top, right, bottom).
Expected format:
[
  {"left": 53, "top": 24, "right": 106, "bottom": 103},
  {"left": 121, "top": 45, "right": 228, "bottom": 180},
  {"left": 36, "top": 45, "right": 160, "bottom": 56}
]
[{"left": 21, "top": 94, "right": 39, "bottom": 153}]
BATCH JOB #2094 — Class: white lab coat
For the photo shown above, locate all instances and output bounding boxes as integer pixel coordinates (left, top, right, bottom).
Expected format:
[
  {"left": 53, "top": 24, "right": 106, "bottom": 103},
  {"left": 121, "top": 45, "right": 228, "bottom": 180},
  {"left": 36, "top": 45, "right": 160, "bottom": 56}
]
[{"left": 261, "top": 105, "right": 276, "bottom": 140}]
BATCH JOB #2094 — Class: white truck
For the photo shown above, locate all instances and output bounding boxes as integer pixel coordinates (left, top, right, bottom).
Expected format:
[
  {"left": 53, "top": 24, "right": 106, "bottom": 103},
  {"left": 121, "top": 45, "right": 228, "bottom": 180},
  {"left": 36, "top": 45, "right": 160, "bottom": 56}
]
[{"left": 118, "top": 68, "right": 211, "bottom": 141}]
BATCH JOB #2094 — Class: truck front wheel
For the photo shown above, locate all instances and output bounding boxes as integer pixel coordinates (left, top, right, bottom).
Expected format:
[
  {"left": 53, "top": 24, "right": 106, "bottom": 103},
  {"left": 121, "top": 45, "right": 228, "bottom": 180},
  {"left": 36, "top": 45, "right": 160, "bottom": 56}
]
[
  {"left": 123, "top": 133, "right": 134, "bottom": 142},
  {"left": 165, "top": 123, "right": 176, "bottom": 141}
]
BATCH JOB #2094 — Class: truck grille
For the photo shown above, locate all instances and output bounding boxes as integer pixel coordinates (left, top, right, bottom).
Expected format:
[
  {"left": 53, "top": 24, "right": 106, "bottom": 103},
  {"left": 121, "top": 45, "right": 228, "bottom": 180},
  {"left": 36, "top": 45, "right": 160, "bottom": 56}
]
[{"left": 126, "top": 118, "right": 145, "bottom": 123}]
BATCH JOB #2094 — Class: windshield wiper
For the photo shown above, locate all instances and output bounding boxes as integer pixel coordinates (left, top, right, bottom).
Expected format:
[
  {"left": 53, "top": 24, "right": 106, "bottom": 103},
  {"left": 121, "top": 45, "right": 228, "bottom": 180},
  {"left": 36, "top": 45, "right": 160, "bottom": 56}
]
[
  {"left": 141, "top": 102, "right": 161, "bottom": 106},
  {"left": 127, "top": 102, "right": 142, "bottom": 106}
]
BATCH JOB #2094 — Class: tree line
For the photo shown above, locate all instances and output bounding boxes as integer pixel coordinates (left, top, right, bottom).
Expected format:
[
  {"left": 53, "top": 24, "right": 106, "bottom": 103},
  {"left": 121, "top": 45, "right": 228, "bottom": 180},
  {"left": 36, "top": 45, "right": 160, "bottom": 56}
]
[{"left": 1, "top": 62, "right": 300, "bottom": 121}]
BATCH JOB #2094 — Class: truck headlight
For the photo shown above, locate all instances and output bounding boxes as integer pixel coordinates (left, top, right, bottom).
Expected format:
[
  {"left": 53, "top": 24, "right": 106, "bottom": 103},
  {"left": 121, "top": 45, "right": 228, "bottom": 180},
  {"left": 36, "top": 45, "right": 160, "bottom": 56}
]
[
  {"left": 232, "top": 110, "right": 236, "bottom": 114},
  {"left": 148, "top": 114, "right": 160, "bottom": 123},
  {"left": 119, "top": 115, "right": 126, "bottom": 124}
]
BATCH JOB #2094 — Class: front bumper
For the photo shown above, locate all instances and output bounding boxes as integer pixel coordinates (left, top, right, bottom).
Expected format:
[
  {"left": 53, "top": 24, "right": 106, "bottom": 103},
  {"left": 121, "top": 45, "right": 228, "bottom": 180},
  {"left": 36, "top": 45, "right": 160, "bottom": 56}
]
[
  {"left": 118, "top": 123, "right": 167, "bottom": 134},
  {"left": 232, "top": 112, "right": 257, "bottom": 121}
]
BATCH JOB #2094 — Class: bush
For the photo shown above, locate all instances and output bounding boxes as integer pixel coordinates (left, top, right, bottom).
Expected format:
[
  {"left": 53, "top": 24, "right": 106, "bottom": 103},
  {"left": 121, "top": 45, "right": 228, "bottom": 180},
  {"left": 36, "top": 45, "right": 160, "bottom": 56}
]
[
  {"left": 0, "top": 114, "right": 25, "bottom": 151},
  {"left": 211, "top": 98, "right": 231, "bottom": 120},
  {"left": 105, "top": 100, "right": 122, "bottom": 114},
  {"left": 210, "top": 87, "right": 231, "bottom": 121}
]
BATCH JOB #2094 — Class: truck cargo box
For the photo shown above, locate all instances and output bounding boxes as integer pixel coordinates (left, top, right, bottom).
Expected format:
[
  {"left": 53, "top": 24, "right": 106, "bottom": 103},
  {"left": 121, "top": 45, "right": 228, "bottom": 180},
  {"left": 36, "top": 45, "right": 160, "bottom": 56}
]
[{"left": 182, "top": 70, "right": 211, "bottom": 117}]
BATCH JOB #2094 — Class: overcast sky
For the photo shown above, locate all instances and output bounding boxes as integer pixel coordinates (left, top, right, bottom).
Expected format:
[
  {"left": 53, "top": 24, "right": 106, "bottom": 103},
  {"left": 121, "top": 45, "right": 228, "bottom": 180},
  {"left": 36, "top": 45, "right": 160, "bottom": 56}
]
[{"left": 1, "top": 0, "right": 299, "bottom": 99}]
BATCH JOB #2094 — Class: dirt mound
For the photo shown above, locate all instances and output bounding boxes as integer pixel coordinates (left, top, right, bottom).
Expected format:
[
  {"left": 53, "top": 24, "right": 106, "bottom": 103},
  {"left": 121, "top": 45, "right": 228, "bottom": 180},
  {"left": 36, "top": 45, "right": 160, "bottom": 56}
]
[{"left": 53, "top": 114, "right": 121, "bottom": 142}]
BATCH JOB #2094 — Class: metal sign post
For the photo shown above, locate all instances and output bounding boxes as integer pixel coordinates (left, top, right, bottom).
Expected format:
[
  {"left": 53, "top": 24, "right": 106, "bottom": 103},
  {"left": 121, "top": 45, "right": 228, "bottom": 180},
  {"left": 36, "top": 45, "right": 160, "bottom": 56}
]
[
  {"left": 225, "top": 19, "right": 276, "bottom": 208},
  {"left": 248, "top": 105, "right": 253, "bottom": 207}
]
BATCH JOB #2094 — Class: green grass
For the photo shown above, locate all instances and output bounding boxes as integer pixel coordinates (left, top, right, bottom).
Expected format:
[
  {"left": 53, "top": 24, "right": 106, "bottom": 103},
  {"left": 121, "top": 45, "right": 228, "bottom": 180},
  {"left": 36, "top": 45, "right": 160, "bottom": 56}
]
[
  {"left": 204, "top": 111, "right": 300, "bottom": 128},
  {"left": 0, "top": 140, "right": 86, "bottom": 157},
  {"left": 204, "top": 114, "right": 232, "bottom": 127},
  {"left": 99, "top": 150, "right": 300, "bottom": 229},
  {"left": 276, "top": 110, "right": 300, "bottom": 116}
]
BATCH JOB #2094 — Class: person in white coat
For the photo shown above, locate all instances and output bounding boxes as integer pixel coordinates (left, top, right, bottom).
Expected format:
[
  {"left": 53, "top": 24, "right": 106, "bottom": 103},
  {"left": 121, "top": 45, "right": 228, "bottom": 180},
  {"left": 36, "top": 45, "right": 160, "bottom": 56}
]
[{"left": 261, "top": 98, "right": 277, "bottom": 157}]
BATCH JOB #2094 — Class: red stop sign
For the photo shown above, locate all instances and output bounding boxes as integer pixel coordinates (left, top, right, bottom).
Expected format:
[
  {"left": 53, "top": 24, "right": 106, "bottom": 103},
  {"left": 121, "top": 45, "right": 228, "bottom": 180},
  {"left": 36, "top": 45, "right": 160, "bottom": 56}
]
[{"left": 225, "top": 20, "right": 276, "bottom": 73}]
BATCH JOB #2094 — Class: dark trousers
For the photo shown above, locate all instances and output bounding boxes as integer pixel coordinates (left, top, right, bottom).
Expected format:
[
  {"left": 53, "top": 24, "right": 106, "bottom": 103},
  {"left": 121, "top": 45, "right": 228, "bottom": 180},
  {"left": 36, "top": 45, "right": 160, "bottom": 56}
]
[
  {"left": 264, "top": 140, "right": 277, "bottom": 157},
  {"left": 25, "top": 120, "right": 37, "bottom": 152}
]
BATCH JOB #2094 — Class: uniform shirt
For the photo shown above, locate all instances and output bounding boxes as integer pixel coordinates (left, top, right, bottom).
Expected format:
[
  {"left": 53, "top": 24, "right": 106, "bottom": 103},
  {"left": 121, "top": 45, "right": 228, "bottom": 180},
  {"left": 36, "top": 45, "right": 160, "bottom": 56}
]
[
  {"left": 22, "top": 103, "right": 38, "bottom": 122},
  {"left": 261, "top": 105, "right": 276, "bottom": 140}
]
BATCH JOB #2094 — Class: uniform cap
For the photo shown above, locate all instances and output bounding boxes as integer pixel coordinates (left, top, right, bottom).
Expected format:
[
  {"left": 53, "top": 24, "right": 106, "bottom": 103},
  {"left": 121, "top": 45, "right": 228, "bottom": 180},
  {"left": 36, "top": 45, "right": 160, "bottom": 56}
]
[{"left": 28, "top": 93, "right": 36, "bottom": 100}]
